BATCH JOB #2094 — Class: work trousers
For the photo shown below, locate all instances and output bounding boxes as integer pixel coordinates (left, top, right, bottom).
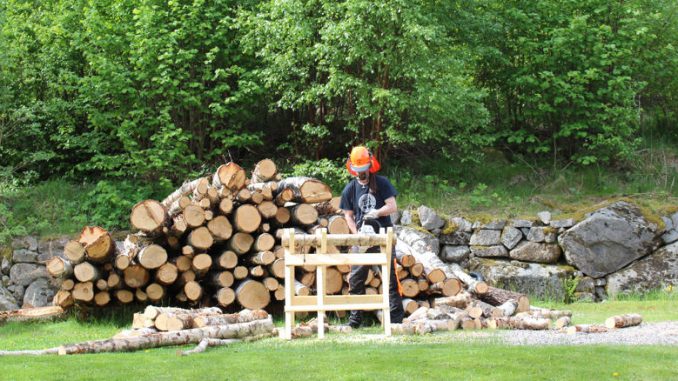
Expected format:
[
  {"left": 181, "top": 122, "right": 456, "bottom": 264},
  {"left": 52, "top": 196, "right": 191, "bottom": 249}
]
[{"left": 348, "top": 246, "right": 404, "bottom": 326}]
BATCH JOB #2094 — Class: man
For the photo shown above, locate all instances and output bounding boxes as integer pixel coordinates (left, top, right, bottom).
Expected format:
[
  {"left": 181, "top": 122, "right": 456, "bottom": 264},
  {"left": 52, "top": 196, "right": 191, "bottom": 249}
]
[{"left": 339, "top": 145, "right": 404, "bottom": 328}]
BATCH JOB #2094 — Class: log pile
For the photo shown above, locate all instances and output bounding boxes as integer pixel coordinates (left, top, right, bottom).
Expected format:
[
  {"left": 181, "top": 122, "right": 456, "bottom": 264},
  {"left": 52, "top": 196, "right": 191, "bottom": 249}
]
[{"left": 48, "top": 159, "right": 499, "bottom": 316}]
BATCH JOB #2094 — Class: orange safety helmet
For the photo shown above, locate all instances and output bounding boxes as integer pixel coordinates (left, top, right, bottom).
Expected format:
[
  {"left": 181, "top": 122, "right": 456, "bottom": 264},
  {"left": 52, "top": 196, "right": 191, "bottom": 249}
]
[{"left": 346, "top": 146, "right": 381, "bottom": 176}]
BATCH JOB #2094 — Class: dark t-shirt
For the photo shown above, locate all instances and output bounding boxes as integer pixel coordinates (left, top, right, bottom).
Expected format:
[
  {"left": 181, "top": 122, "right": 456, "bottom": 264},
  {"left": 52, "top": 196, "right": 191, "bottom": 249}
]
[{"left": 339, "top": 175, "right": 397, "bottom": 228}]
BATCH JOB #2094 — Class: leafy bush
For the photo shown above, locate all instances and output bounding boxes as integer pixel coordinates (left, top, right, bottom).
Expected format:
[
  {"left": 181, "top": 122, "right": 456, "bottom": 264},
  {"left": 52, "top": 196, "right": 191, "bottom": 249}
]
[
  {"left": 82, "top": 180, "right": 170, "bottom": 230},
  {"left": 283, "top": 159, "right": 352, "bottom": 194}
]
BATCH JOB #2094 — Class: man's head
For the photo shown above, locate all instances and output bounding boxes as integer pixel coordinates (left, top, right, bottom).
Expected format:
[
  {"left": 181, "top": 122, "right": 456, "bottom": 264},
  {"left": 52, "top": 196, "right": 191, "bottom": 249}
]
[{"left": 346, "top": 145, "right": 381, "bottom": 179}]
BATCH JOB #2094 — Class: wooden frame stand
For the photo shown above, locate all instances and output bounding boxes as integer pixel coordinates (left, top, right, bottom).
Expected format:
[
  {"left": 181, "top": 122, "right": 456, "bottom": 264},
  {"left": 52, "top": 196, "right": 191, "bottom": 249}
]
[{"left": 282, "top": 227, "right": 394, "bottom": 339}]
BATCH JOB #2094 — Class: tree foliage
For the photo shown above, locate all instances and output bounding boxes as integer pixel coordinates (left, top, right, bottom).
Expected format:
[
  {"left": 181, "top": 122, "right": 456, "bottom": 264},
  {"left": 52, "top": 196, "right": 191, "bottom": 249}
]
[{"left": 0, "top": 0, "right": 677, "bottom": 183}]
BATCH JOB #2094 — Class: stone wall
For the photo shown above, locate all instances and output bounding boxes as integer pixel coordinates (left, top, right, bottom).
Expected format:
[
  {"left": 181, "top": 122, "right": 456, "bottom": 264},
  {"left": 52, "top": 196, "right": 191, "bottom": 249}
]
[
  {"left": 1, "top": 200, "right": 676, "bottom": 311},
  {"left": 395, "top": 201, "right": 678, "bottom": 301},
  {"left": 1, "top": 236, "right": 69, "bottom": 310}
]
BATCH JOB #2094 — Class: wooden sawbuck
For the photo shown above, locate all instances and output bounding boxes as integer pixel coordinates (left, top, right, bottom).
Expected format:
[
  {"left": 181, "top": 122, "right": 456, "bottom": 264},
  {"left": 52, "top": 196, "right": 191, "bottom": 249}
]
[{"left": 281, "top": 227, "right": 395, "bottom": 339}]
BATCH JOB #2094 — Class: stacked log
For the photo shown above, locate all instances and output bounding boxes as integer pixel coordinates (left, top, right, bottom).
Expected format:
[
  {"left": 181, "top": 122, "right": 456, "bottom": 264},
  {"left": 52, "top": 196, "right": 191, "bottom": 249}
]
[{"left": 47, "top": 158, "right": 516, "bottom": 317}]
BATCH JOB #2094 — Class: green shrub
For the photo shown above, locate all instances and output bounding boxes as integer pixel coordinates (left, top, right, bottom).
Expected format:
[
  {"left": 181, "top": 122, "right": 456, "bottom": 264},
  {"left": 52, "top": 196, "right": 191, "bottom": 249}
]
[{"left": 283, "top": 159, "right": 352, "bottom": 194}]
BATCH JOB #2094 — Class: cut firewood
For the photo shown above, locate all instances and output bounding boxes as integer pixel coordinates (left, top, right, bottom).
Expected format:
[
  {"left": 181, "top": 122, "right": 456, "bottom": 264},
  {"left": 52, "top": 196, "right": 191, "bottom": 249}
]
[
  {"left": 294, "top": 280, "right": 310, "bottom": 296},
  {"left": 233, "top": 266, "right": 249, "bottom": 280},
  {"left": 235, "top": 280, "right": 270, "bottom": 309},
  {"left": 228, "top": 233, "right": 254, "bottom": 255},
  {"left": 115, "top": 289, "right": 134, "bottom": 304},
  {"left": 254, "top": 233, "right": 275, "bottom": 252},
  {"left": 135, "top": 289, "right": 148, "bottom": 303},
  {"left": 123, "top": 265, "right": 150, "bottom": 288},
  {"left": 326, "top": 215, "right": 349, "bottom": 234},
  {"left": 434, "top": 292, "right": 472, "bottom": 309},
  {"left": 94, "top": 291, "right": 111, "bottom": 306},
  {"left": 137, "top": 244, "right": 168, "bottom": 270},
  {"left": 257, "top": 201, "right": 278, "bottom": 219},
  {"left": 46, "top": 257, "right": 73, "bottom": 279},
  {"left": 0, "top": 306, "right": 66, "bottom": 324},
  {"left": 73, "top": 262, "right": 101, "bottom": 283},
  {"left": 554, "top": 316, "right": 571, "bottom": 329},
  {"left": 156, "top": 263, "right": 179, "bottom": 286},
  {"left": 251, "top": 159, "right": 277, "bottom": 183},
  {"left": 188, "top": 226, "right": 214, "bottom": 251},
  {"left": 53, "top": 290, "right": 74, "bottom": 308},
  {"left": 207, "top": 215, "right": 233, "bottom": 241},
  {"left": 184, "top": 281, "right": 204, "bottom": 302},
  {"left": 216, "top": 250, "right": 238, "bottom": 270},
  {"left": 174, "top": 255, "right": 192, "bottom": 272},
  {"left": 192, "top": 253, "right": 213, "bottom": 276},
  {"left": 78, "top": 226, "right": 115, "bottom": 263},
  {"left": 289, "top": 203, "right": 319, "bottom": 226},
  {"left": 495, "top": 314, "right": 550, "bottom": 330},
  {"left": 146, "top": 283, "right": 165, "bottom": 302},
  {"left": 64, "top": 240, "right": 86, "bottom": 265},
  {"left": 183, "top": 205, "right": 206, "bottom": 228},
  {"left": 274, "top": 207, "right": 291, "bottom": 225},
  {"left": 247, "top": 251, "right": 275, "bottom": 266},
  {"left": 268, "top": 259, "right": 285, "bottom": 279},
  {"left": 213, "top": 162, "right": 247, "bottom": 191},
  {"left": 324, "top": 267, "right": 343, "bottom": 294},
  {"left": 72, "top": 282, "right": 95, "bottom": 303},
  {"left": 130, "top": 200, "right": 169, "bottom": 234},
  {"left": 276, "top": 177, "right": 332, "bottom": 203},
  {"left": 400, "top": 279, "right": 419, "bottom": 298},
  {"left": 209, "top": 271, "right": 234, "bottom": 289},
  {"left": 216, "top": 288, "right": 236, "bottom": 307},
  {"left": 219, "top": 198, "right": 233, "bottom": 215},
  {"left": 605, "top": 314, "right": 642, "bottom": 329},
  {"left": 233, "top": 204, "right": 262, "bottom": 233},
  {"left": 479, "top": 287, "right": 530, "bottom": 313},
  {"left": 565, "top": 324, "right": 608, "bottom": 334},
  {"left": 314, "top": 197, "right": 341, "bottom": 216}
]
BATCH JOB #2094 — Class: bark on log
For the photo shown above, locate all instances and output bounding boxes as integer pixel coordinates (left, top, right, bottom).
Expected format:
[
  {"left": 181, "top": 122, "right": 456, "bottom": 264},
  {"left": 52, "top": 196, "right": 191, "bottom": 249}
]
[
  {"left": 162, "top": 178, "right": 204, "bottom": 209},
  {"left": 495, "top": 314, "right": 550, "bottom": 330},
  {"left": 276, "top": 177, "right": 332, "bottom": 203},
  {"left": 479, "top": 287, "right": 530, "bottom": 313},
  {"left": 0, "top": 319, "right": 274, "bottom": 356},
  {"left": 0, "top": 306, "right": 66, "bottom": 324},
  {"left": 565, "top": 324, "right": 609, "bottom": 334},
  {"left": 434, "top": 292, "right": 472, "bottom": 309},
  {"left": 605, "top": 314, "right": 642, "bottom": 329},
  {"left": 314, "top": 197, "right": 341, "bottom": 216}
]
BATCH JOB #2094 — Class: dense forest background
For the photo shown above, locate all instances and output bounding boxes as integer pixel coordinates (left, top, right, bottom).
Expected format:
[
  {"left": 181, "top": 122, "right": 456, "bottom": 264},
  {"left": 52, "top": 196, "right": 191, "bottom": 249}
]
[{"left": 1, "top": 0, "right": 677, "bottom": 236}]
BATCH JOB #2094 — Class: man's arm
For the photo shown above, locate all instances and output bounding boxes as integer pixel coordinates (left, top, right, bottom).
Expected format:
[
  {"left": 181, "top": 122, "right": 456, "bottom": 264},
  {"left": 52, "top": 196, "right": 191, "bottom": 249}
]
[
  {"left": 343, "top": 209, "right": 358, "bottom": 234},
  {"left": 376, "top": 196, "right": 397, "bottom": 217}
]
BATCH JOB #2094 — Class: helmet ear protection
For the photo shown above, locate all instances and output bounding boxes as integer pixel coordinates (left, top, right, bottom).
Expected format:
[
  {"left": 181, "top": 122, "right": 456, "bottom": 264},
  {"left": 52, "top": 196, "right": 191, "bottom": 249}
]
[{"left": 346, "top": 146, "right": 381, "bottom": 176}]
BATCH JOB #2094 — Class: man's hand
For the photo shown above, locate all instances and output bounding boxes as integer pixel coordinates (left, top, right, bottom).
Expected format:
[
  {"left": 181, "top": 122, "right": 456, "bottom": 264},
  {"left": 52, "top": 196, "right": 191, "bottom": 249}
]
[{"left": 364, "top": 209, "right": 380, "bottom": 220}]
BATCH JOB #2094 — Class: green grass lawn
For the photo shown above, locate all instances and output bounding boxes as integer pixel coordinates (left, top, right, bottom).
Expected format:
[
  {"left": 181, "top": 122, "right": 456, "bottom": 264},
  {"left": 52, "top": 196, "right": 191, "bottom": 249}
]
[{"left": 1, "top": 297, "right": 677, "bottom": 381}]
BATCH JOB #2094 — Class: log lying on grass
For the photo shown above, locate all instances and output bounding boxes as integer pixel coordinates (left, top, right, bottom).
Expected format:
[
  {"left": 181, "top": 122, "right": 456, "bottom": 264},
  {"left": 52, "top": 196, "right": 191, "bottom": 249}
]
[
  {"left": 605, "top": 313, "right": 642, "bottom": 329},
  {"left": 0, "top": 318, "right": 275, "bottom": 356},
  {"left": 0, "top": 306, "right": 66, "bottom": 324}
]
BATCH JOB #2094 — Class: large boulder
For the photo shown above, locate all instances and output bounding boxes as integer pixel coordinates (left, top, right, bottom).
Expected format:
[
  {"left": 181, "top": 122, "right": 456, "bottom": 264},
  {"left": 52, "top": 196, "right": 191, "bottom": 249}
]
[
  {"left": 9, "top": 263, "right": 49, "bottom": 286},
  {"left": 509, "top": 242, "right": 561, "bottom": 263},
  {"left": 22, "top": 278, "right": 56, "bottom": 308},
  {"left": 606, "top": 241, "right": 678, "bottom": 296},
  {"left": 559, "top": 201, "right": 661, "bottom": 277},
  {"left": 417, "top": 205, "right": 445, "bottom": 231},
  {"left": 469, "top": 257, "right": 576, "bottom": 300},
  {"left": 439, "top": 230, "right": 471, "bottom": 246},
  {"left": 0, "top": 286, "right": 20, "bottom": 311}
]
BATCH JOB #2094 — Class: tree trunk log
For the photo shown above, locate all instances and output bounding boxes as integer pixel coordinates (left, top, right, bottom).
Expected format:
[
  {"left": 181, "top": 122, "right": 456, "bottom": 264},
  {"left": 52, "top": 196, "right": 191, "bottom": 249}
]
[
  {"left": 207, "top": 215, "right": 233, "bottom": 241},
  {"left": 130, "top": 200, "right": 169, "bottom": 234},
  {"left": 276, "top": 177, "right": 332, "bottom": 203},
  {"left": 79, "top": 226, "right": 115, "bottom": 263},
  {"left": 46, "top": 257, "right": 73, "bottom": 279},
  {"left": 64, "top": 240, "right": 86, "bottom": 265},
  {"left": 605, "top": 314, "right": 642, "bottom": 329},
  {"left": 213, "top": 162, "right": 247, "bottom": 192},
  {"left": 479, "top": 286, "right": 530, "bottom": 313}
]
